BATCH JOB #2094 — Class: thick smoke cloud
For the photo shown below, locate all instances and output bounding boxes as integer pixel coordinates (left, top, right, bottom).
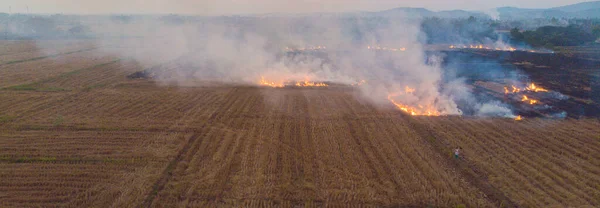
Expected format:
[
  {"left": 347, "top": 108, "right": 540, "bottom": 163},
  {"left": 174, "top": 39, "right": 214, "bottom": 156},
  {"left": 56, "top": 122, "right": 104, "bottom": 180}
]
[{"left": 18, "top": 12, "right": 517, "bottom": 116}]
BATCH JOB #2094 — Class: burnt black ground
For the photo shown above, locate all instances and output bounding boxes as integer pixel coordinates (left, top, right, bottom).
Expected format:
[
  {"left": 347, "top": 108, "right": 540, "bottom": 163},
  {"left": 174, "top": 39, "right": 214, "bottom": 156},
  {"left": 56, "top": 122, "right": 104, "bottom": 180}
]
[{"left": 441, "top": 48, "right": 600, "bottom": 118}]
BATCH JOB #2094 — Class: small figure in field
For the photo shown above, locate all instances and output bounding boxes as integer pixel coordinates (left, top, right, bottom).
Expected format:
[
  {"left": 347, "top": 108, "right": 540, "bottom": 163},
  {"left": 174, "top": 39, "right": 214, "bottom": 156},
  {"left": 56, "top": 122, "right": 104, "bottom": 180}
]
[{"left": 454, "top": 147, "right": 460, "bottom": 159}]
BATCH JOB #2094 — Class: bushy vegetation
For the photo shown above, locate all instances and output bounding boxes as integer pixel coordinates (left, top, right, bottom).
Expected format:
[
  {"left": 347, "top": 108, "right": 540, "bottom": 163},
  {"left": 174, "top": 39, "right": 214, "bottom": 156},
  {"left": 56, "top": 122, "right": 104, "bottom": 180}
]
[
  {"left": 510, "top": 25, "right": 597, "bottom": 48},
  {"left": 421, "top": 17, "right": 498, "bottom": 44}
]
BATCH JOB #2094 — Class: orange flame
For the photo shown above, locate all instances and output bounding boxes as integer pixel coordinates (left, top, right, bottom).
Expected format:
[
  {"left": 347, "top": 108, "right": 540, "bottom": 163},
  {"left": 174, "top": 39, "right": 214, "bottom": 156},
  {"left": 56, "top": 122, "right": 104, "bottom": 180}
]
[
  {"left": 259, "top": 77, "right": 329, "bottom": 88},
  {"left": 504, "top": 83, "right": 548, "bottom": 94},
  {"left": 512, "top": 86, "right": 520, "bottom": 93},
  {"left": 259, "top": 76, "right": 284, "bottom": 88},
  {"left": 387, "top": 88, "right": 440, "bottom": 116},
  {"left": 515, "top": 115, "right": 523, "bottom": 121},
  {"left": 525, "top": 83, "right": 548, "bottom": 92},
  {"left": 521, "top": 95, "right": 539, "bottom": 105},
  {"left": 295, "top": 81, "right": 328, "bottom": 87}
]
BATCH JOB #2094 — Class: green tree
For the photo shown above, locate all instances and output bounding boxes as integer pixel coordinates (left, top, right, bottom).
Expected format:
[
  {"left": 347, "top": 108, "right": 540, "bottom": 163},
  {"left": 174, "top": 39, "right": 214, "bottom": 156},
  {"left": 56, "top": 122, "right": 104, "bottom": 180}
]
[
  {"left": 510, "top": 28, "right": 524, "bottom": 41},
  {"left": 592, "top": 26, "right": 600, "bottom": 39},
  {"left": 467, "top": 16, "right": 476, "bottom": 23}
]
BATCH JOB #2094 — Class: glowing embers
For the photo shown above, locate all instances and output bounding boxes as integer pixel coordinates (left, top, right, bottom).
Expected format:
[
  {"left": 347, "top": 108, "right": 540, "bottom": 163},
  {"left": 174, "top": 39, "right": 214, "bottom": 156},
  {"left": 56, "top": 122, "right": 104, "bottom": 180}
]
[
  {"left": 387, "top": 86, "right": 440, "bottom": 116},
  {"left": 351, "top": 80, "right": 367, "bottom": 86},
  {"left": 284, "top": 46, "right": 326, "bottom": 52},
  {"left": 449, "top": 44, "right": 516, "bottom": 52},
  {"left": 367, "top": 45, "right": 406, "bottom": 52},
  {"left": 259, "top": 76, "right": 328, "bottom": 88}
]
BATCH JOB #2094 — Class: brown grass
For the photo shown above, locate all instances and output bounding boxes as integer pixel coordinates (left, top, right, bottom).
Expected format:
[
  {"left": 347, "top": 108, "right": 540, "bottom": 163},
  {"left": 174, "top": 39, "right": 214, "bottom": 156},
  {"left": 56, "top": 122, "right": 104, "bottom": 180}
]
[{"left": 0, "top": 40, "right": 599, "bottom": 207}]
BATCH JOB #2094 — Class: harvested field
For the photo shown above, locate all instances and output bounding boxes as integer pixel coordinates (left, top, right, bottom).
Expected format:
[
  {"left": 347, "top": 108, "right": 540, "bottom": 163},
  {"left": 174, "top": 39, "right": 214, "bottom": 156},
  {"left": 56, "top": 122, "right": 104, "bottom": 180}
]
[
  {"left": 0, "top": 51, "right": 118, "bottom": 89},
  {"left": 1, "top": 40, "right": 599, "bottom": 207},
  {"left": 0, "top": 40, "right": 96, "bottom": 56},
  {"left": 414, "top": 117, "right": 600, "bottom": 207}
]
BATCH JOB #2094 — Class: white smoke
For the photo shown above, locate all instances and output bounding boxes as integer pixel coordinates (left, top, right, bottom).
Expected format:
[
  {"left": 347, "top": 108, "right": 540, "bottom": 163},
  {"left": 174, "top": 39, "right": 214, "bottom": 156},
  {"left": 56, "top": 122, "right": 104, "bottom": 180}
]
[
  {"left": 25, "top": 13, "right": 518, "bottom": 117},
  {"left": 476, "top": 101, "right": 513, "bottom": 117}
]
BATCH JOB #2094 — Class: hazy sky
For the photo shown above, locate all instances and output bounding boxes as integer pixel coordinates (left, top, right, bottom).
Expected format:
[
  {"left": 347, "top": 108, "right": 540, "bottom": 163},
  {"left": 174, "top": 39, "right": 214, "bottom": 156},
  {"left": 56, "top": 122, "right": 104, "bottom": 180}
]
[{"left": 0, "top": 0, "right": 592, "bottom": 15}]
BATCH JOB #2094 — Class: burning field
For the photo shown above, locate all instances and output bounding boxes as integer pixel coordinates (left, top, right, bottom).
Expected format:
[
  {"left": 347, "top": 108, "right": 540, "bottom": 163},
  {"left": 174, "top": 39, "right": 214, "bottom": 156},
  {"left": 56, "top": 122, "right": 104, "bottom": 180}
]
[
  {"left": 1, "top": 8, "right": 600, "bottom": 207},
  {"left": 129, "top": 43, "right": 599, "bottom": 121},
  {"left": 0, "top": 38, "right": 600, "bottom": 207}
]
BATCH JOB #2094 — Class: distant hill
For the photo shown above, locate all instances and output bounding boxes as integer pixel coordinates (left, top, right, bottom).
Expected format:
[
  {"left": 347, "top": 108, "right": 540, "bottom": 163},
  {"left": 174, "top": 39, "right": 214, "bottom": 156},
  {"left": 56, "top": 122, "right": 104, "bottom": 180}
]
[
  {"left": 497, "top": 1, "right": 600, "bottom": 19},
  {"left": 374, "top": 1, "right": 600, "bottom": 20},
  {"left": 376, "top": 7, "right": 489, "bottom": 19},
  {"left": 550, "top": 1, "right": 600, "bottom": 12}
]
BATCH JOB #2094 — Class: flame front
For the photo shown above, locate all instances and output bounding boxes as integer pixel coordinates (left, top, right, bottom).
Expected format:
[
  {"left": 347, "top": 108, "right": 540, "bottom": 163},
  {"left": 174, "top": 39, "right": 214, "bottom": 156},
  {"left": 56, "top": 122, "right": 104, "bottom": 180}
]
[
  {"left": 387, "top": 88, "right": 440, "bottom": 116},
  {"left": 259, "top": 76, "right": 328, "bottom": 88},
  {"left": 515, "top": 115, "right": 523, "bottom": 121},
  {"left": 525, "top": 83, "right": 548, "bottom": 92},
  {"left": 505, "top": 83, "right": 548, "bottom": 94},
  {"left": 368, "top": 45, "right": 406, "bottom": 52},
  {"left": 521, "top": 95, "right": 539, "bottom": 105},
  {"left": 449, "top": 44, "right": 517, "bottom": 52},
  {"left": 259, "top": 76, "right": 284, "bottom": 88},
  {"left": 295, "top": 81, "right": 328, "bottom": 87},
  {"left": 504, "top": 83, "right": 544, "bottom": 105}
]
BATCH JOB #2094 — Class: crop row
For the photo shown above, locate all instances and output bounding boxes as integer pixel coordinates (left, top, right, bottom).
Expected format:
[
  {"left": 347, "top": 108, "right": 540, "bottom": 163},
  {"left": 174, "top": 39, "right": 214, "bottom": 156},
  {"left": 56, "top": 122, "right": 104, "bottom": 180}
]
[
  {"left": 0, "top": 50, "right": 117, "bottom": 88},
  {"left": 151, "top": 88, "right": 490, "bottom": 207},
  {"left": 414, "top": 116, "right": 600, "bottom": 207}
]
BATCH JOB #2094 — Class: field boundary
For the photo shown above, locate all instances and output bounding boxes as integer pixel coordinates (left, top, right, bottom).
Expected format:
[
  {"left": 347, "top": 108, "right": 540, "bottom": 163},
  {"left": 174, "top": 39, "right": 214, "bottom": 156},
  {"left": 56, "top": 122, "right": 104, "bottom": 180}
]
[{"left": 0, "top": 156, "right": 144, "bottom": 164}]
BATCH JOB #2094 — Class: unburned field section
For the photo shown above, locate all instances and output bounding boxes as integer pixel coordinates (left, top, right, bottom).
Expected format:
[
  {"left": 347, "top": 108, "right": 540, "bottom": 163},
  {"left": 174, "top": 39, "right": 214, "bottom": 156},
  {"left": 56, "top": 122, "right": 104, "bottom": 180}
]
[
  {"left": 149, "top": 87, "right": 490, "bottom": 207},
  {"left": 0, "top": 130, "right": 189, "bottom": 207},
  {"left": 0, "top": 84, "right": 230, "bottom": 131},
  {"left": 0, "top": 40, "right": 97, "bottom": 65},
  {"left": 0, "top": 50, "right": 118, "bottom": 89},
  {"left": 10, "top": 59, "right": 145, "bottom": 91},
  {"left": 2, "top": 83, "right": 600, "bottom": 207},
  {"left": 414, "top": 116, "right": 600, "bottom": 207}
]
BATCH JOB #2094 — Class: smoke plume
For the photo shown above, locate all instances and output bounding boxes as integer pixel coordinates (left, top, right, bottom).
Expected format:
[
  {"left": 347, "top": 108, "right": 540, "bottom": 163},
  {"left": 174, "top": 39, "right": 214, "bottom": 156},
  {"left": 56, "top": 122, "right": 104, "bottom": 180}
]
[{"left": 16, "top": 12, "right": 521, "bottom": 117}]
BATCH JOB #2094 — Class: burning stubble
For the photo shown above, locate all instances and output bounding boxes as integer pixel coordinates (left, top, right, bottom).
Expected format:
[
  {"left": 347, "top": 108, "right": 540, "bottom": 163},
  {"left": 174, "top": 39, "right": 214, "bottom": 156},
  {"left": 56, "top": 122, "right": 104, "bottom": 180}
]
[{"left": 26, "top": 13, "right": 528, "bottom": 118}]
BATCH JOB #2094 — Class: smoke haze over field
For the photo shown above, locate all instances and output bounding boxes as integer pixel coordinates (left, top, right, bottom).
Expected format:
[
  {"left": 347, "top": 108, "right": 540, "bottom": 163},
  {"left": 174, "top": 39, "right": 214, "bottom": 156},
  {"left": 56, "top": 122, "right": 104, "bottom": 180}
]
[
  {"left": 56, "top": 13, "right": 517, "bottom": 116},
  {"left": 2, "top": 0, "right": 539, "bottom": 117},
  {"left": 0, "top": 0, "right": 592, "bottom": 15}
]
